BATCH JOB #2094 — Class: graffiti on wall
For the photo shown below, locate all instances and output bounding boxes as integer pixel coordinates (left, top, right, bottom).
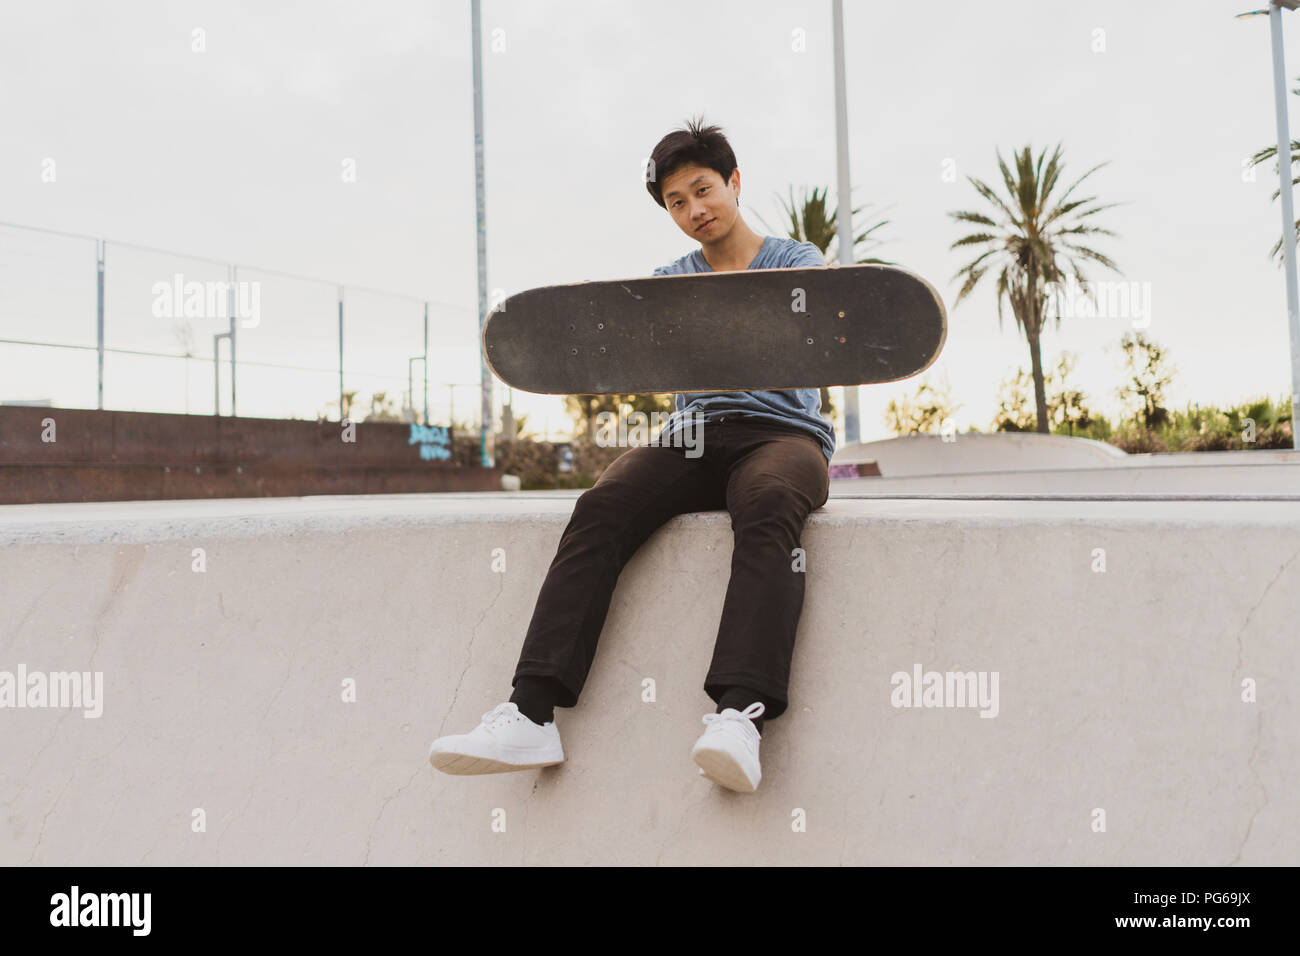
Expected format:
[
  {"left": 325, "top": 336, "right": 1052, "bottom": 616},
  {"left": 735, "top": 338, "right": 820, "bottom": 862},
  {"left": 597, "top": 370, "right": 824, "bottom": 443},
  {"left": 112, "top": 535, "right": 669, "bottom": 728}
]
[{"left": 409, "top": 424, "right": 452, "bottom": 462}]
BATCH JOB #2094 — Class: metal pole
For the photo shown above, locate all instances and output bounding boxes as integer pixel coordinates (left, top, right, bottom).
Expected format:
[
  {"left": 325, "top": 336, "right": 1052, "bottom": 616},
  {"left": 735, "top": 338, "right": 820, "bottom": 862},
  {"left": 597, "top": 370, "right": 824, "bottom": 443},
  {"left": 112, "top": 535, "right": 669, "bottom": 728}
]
[
  {"left": 213, "top": 332, "right": 227, "bottom": 415},
  {"left": 423, "top": 301, "right": 430, "bottom": 425},
  {"left": 472, "top": 0, "right": 494, "bottom": 466},
  {"left": 338, "top": 287, "right": 345, "bottom": 422},
  {"left": 96, "top": 240, "right": 105, "bottom": 410},
  {"left": 1269, "top": 1, "right": 1300, "bottom": 448},
  {"left": 832, "top": 0, "right": 861, "bottom": 445},
  {"left": 408, "top": 357, "right": 423, "bottom": 421},
  {"left": 228, "top": 264, "right": 238, "bottom": 417}
]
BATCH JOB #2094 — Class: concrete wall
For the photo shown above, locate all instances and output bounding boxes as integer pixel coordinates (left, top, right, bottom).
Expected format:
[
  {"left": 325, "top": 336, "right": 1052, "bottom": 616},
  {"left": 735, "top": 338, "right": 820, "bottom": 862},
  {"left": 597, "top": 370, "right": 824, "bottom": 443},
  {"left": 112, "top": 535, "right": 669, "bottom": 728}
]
[{"left": 1, "top": 491, "right": 1296, "bottom": 865}]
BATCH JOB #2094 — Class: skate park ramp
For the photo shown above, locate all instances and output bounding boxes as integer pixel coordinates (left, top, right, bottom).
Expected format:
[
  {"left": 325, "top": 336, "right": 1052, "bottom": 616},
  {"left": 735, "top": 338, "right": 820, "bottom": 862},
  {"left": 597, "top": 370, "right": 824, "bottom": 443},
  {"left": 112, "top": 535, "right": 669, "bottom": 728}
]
[
  {"left": 2, "top": 479, "right": 1297, "bottom": 866},
  {"left": 830, "top": 433, "right": 1300, "bottom": 494}
]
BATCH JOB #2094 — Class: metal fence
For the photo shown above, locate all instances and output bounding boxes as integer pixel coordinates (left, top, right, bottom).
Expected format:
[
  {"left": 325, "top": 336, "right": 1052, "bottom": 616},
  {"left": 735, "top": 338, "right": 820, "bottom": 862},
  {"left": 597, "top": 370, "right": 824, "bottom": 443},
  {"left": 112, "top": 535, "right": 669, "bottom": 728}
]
[{"left": 0, "top": 220, "right": 485, "bottom": 428}]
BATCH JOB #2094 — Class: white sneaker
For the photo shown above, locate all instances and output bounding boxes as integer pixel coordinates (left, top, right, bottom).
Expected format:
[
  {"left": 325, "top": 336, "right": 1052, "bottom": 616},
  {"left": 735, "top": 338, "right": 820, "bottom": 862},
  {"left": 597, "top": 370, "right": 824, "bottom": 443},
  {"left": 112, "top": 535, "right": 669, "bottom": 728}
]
[
  {"left": 428, "top": 701, "right": 565, "bottom": 775},
  {"left": 691, "top": 701, "right": 765, "bottom": 792}
]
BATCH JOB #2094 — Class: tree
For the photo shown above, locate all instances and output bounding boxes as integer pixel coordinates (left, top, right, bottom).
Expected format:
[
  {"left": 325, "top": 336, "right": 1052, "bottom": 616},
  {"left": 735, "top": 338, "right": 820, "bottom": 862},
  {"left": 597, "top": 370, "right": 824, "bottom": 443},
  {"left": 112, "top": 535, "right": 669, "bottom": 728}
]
[
  {"left": 363, "top": 391, "right": 402, "bottom": 422},
  {"left": 317, "top": 389, "right": 360, "bottom": 422},
  {"left": 564, "top": 392, "right": 671, "bottom": 443},
  {"left": 993, "top": 352, "right": 1095, "bottom": 434},
  {"left": 753, "top": 185, "right": 894, "bottom": 267},
  {"left": 884, "top": 372, "right": 961, "bottom": 435},
  {"left": 991, "top": 367, "right": 1036, "bottom": 432},
  {"left": 753, "top": 185, "right": 894, "bottom": 421},
  {"left": 1247, "top": 75, "right": 1300, "bottom": 264},
  {"left": 1116, "top": 331, "right": 1175, "bottom": 430},
  {"left": 510, "top": 412, "right": 531, "bottom": 439},
  {"left": 1047, "top": 352, "right": 1093, "bottom": 436},
  {"left": 948, "top": 144, "right": 1123, "bottom": 433}
]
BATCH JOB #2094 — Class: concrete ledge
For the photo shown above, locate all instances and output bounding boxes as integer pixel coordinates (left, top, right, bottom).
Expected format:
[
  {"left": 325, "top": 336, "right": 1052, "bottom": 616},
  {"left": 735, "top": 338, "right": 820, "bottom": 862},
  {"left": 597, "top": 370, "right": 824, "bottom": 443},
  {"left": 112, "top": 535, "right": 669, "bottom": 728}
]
[
  {"left": 831, "top": 461, "right": 1300, "bottom": 494},
  {"left": 1, "top": 492, "right": 1297, "bottom": 864}
]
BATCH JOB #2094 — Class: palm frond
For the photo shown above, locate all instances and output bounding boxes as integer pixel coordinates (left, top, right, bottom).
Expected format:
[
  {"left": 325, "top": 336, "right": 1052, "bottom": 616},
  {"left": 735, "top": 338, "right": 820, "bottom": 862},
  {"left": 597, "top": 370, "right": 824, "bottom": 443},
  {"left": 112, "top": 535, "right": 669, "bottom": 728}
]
[
  {"left": 1062, "top": 244, "right": 1121, "bottom": 272},
  {"left": 1046, "top": 160, "right": 1111, "bottom": 217},
  {"left": 949, "top": 232, "right": 1001, "bottom": 249},
  {"left": 1038, "top": 144, "right": 1065, "bottom": 209},
  {"left": 954, "top": 264, "right": 990, "bottom": 304},
  {"left": 1248, "top": 142, "right": 1300, "bottom": 167},
  {"left": 968, "top": 176, "right": 1023, "bottom": 229},
  {"left": 949, "top": 210, "right": 998, "bottom": 227},
  {"left": 1056, "top": 224, "right": 1121, "bottom": 239}
]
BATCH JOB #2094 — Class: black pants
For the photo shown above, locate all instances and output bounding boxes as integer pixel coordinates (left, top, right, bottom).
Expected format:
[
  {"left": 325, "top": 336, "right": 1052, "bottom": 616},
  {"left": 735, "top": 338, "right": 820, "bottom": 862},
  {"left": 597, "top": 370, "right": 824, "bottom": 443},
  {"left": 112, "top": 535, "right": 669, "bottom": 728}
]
[{"left": 511, "top": 417, "right": 831, "bottom": 721}]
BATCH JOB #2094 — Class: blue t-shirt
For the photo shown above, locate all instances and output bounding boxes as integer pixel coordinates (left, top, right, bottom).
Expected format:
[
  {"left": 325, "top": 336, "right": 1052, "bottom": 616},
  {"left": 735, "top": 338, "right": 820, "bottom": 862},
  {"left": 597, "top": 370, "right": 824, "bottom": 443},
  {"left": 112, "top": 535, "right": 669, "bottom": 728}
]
[{"left": 651, "top": 235, "right": 837, "bottom": 463}]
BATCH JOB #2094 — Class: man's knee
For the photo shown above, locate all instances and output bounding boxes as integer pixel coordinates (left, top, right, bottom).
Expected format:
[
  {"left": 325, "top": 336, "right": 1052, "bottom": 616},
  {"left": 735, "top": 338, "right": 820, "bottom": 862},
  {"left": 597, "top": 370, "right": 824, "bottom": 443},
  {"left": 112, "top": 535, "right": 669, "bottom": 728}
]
[{"left": 730, "top": 487, "right": 818, "bottom": 537}]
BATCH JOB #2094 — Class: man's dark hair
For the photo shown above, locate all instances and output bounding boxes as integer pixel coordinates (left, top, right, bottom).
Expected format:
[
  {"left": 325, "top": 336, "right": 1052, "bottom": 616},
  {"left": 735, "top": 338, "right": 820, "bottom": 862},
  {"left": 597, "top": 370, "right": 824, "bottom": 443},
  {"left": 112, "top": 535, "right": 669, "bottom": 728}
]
[{"left": 645, "top": 115, "right": 739, "bottom": 209}]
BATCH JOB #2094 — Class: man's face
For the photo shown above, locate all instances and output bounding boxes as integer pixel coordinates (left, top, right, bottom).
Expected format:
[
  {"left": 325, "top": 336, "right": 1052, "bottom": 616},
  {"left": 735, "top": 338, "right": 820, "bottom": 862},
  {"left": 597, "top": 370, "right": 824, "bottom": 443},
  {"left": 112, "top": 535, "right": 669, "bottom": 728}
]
[{"left": 660, "top": 164, "right": 740, "bottom": 243}]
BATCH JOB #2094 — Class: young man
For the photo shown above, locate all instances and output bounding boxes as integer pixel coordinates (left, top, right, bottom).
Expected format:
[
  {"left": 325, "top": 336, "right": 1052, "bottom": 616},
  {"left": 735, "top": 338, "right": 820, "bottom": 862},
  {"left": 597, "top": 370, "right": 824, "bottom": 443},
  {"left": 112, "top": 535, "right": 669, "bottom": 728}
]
[{"left": 429, "top": 118, "right": 835, "bottom": 793}]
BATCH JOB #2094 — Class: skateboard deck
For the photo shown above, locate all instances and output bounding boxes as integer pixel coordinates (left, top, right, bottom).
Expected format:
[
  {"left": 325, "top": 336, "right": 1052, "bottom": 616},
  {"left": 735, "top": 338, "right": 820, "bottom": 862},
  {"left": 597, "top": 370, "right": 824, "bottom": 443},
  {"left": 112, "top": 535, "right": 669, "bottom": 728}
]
[{"left": 482, "top": 263, "right": 947, "bottom": 394}]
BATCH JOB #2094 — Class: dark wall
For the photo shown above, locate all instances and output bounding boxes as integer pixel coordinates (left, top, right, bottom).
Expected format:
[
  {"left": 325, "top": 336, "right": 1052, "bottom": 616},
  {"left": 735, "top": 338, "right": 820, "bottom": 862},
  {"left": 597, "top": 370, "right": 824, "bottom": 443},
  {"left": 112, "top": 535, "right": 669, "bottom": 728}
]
[{"left": 0, "top": 406, "right": 504, "bottom": 503}]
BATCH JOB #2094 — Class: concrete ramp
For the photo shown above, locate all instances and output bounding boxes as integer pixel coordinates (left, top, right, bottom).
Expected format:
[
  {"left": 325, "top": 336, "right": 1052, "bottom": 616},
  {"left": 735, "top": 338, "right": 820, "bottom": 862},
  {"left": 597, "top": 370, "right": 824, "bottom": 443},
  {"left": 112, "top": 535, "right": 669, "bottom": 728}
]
[
  {"left": 834, "top": 432, "right": 1129, "bottom": 473},
  {"left": 1, "top": 491, "right": 1297, "bottom": 865}
]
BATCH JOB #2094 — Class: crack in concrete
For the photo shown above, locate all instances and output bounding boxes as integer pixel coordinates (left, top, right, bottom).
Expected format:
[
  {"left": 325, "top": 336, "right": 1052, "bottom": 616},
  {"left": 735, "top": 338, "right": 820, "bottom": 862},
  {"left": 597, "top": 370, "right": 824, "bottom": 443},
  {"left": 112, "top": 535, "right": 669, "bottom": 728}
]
[
  {"left": 1233, "top": 546, "right": 1299, "bottom": 680},
  {"left": 9, "top": 581, "right": 56, "bottom": 638},
  {"left": 438, "top": 574, "right": 506, "bottom": 738},
  {"left": 362, "top": 765, "right": 423, "bottom": 866},
  {"left": 84, "top": 616, "right": 107, "bottom": 677},
  {"left": 520, "top": 779, "right": 540, "bottom": 865},
  {"left": 1229, "top": 710, "right": 1267, "bottom": 866},
  {"left": 839, "top": 713, "right": 887, "bottom": 866},
  {"left": 212, "top": 597, "right": 332, "bottom": 862},
  {"left": 259, "top": 602, "right": 324, "bottom": 727},
  {"left": 214, "top": 781, "right": 258, "bottom": 865},
  {"left": 87, "top": 546, "right": 146, "bottom": 673},
  {"left": 925, "top": 534, "right": 959, "bottom": 664},
  {"left": 16, "top": 709, "right": 74, "bottom": 806},
  {"left": 25, "top": 772, "right": 75, "bottom": 864},
  {"left": 214, "top": 607, "right": 322, "bottom": 865},
  {"left": 654, "top": 786, "right": 711, "bottom": 865}
]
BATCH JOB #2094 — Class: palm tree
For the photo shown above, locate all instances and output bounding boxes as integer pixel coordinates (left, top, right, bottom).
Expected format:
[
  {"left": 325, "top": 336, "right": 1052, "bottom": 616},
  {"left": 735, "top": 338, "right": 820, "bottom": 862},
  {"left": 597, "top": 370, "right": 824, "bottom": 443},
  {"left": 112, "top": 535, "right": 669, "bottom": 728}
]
[
  {"left": 948, "top": 144, "right": 1122, "bottom": 433},
  {"left": 754, "top": 185, "right": 893, "bottom": 266},
  {"left": 753, "top": 185, "right": 893, "bottom": 419},
  {"left": 1247, "top": 74, "right": 1300, "bottom": 263}
]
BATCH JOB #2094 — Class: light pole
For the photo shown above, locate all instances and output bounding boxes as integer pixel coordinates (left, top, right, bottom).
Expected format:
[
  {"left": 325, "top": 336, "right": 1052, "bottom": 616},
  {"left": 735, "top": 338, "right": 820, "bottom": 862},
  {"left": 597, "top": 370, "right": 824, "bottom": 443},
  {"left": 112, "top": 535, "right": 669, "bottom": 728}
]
[
  {"left": 471, "top": 0, "right": 494, "bottom": 467},
  {"left": 831, "top": 0, "right": 861, "bottom": 446},
  {"left": 1239, "top": 1, "right": 1300, "bottom": 448}
]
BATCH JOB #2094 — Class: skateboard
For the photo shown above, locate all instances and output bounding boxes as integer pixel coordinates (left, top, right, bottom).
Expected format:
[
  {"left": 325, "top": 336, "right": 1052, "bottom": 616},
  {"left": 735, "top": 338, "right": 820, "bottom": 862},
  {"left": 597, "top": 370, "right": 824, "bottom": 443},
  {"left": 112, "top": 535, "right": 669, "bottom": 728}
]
[{"left": 482, "top": 263, "right": 947, "bottom": 394}]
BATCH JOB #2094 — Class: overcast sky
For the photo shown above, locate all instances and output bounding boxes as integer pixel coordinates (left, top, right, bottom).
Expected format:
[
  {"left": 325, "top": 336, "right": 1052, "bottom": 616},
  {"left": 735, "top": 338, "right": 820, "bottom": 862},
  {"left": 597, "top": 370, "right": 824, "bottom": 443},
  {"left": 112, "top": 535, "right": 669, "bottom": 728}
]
[{"left": 2, "top": 0, "right": 1297, "bottom": 444}]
